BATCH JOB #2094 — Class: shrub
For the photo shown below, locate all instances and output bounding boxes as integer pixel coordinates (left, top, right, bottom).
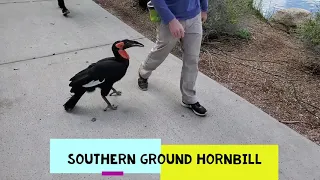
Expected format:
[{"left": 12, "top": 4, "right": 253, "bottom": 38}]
[
  {"left": 203, "top": 0, "right": 258, "bottom": 40},
  {"left": 296, "top": 8, "right": 320, "bottom": 74},
  {"left": 297, "top": 11, "right": 320, "bottom": 46}
]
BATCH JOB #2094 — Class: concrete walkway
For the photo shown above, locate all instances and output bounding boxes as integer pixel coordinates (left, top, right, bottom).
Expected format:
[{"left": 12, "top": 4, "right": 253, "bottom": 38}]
[{"left": 0, "top": 0, "right": 319, "bottom": 179}]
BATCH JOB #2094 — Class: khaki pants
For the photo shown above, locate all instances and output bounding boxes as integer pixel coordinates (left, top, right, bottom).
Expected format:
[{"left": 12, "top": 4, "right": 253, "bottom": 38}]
[{"left": 139, "top": 13, "right": 203, "bottom": 104}]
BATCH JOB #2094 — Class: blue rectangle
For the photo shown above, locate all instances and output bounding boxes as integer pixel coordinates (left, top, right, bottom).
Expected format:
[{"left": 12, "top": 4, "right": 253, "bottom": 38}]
[{"left": 50, "top": 139, "right": 161, "bottom": 174}]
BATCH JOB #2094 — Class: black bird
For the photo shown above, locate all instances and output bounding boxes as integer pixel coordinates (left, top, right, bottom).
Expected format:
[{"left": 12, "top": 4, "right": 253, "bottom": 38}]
[{"left": 63, "top": 39, "right": 144, "bottom": 112}]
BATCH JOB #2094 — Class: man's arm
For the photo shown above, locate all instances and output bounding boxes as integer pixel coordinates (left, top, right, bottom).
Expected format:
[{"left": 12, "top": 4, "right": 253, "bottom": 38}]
[
  {"left": 200, "top": 0, "right": 208, "bottom": 12},
  {"left": 151, "top": 0, "right": 175, "bottom": 24}
]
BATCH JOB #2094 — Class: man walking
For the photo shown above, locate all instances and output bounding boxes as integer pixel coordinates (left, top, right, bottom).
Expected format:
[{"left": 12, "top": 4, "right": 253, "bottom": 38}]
[{"left": 138, "top": 0, "right": 208, "bottom": 116}]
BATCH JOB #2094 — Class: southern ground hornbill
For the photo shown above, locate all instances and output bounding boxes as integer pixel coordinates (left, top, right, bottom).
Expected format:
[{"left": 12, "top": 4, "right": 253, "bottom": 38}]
[{"left": 63, "top": 39, "right": 144, "bottom": 112}]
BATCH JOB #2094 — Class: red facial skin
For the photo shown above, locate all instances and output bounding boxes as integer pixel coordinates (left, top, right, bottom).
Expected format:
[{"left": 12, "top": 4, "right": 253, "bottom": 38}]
[{"left": 115, "top": 42, "right": 129, "bottom": 60}]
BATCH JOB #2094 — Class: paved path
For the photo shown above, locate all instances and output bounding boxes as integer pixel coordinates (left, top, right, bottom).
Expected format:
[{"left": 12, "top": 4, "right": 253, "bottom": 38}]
[{"left": 0, "top": 0, "right": 319, "bottom": 179}]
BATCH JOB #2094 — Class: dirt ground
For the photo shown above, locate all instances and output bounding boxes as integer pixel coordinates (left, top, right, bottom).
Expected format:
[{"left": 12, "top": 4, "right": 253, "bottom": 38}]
[{"left": 93, "top": 0, "right": 320, "bottom": 145}]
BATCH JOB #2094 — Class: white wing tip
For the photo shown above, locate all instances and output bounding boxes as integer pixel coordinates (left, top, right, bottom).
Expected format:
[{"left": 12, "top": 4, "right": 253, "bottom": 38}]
[{"left": 82, "top": 79, "right": 105, "bottom": 87}]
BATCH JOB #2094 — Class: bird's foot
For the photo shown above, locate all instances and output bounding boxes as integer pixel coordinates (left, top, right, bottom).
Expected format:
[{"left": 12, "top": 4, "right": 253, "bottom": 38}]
[
  {"left": 103, "top": 104, "right": 118, "bottom": 111},
  {"left": 109, "top": 90, "right": 122, "bottom": 96},
  {"left": 101, "top": 94, "right": 117, "bottom": 111}
]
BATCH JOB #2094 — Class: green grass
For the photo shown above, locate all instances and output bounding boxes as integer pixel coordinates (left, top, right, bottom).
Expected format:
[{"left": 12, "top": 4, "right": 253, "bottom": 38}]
[{"left": 236, "top": 29, "right": 252, "bottom": 40}]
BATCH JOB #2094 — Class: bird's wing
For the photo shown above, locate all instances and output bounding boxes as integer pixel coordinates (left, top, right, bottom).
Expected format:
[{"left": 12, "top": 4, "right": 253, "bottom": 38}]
[
  {"left": 91, "top": 59, "right": 128, "bottom": 81},
  {"left": 69, "top": 57, "right": 114, "bottom": 82},
  {"left": 69, "top": 62, "right": 96, "bottom": 81},
  {"left": 69, "top": 59, "right": 127, "bottom": 88}
]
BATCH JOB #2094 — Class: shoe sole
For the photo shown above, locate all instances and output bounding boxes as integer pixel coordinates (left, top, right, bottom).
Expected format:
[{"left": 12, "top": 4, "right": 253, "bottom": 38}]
[
  {"left": 63, "top": 10, "right": 70, "bottom": 16},
  {"left": 138, "top": 82, "right": 148, "bottom": 91},
  {"left": 138, "top": 77, "right": 148, "bottom": 91},
  {"left": 181, "top": 102, "right": 207, "bottom": 117},
  {"left": 138, "top": 86, "right": 148, "bottom": 91}
]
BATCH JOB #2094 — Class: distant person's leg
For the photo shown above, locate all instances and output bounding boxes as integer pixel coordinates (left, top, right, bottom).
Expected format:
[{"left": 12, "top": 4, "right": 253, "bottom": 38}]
[
  {"left": 180, "top": 13, "right": 207, "bottom": 116},
  {"left": 138, "top": 23, "right": 179, "bottom": 91},
  {"left": 58, "top": 0, "right": 70, "bottom": 16}
]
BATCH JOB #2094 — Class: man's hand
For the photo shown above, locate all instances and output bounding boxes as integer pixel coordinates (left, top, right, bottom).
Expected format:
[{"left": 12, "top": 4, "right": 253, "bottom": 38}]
[
  {"left": 201, "top": 11, "right": 207, "bottom": 23},
  {"left": 168, "top": 18, "right": 185, "bottom": 39}
]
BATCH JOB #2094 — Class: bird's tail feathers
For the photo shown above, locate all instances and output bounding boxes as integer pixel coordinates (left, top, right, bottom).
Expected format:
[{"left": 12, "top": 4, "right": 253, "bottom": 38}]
[{"left": 63, "top": 90, "right": 85, "bottom": 112}]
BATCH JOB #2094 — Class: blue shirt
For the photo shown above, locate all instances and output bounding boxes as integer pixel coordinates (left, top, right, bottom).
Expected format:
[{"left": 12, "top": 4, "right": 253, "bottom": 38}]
[{"left": 151, "top": 0, "right": 208, "bottom": 24}]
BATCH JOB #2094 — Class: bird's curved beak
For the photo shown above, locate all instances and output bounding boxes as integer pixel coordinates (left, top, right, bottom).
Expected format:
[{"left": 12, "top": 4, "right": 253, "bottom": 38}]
[{"left": 124, "top": 40, "right": 144, "bottom": 49}]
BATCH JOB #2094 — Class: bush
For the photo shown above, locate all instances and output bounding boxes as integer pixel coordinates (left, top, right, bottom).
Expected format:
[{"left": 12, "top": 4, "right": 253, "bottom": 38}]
[
  {"left": 296, "top": 8, "right": 320, "bottom": 74},
  {"left": 297, "top": 11, "right": 320, "bottom": 46},
  {"left": 203, "top": 0, "right": 257, "bottom": 40}
]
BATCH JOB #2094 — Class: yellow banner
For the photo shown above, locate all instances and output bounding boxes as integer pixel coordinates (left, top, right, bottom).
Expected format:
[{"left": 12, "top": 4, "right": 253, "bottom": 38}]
[{"left": 160, "top": 145, "right": 278, "bottom": 180}]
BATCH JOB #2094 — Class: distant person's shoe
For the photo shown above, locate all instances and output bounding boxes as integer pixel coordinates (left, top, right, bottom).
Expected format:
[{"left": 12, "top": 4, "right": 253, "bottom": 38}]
[
  {"left": 138, "top": 74, "right": 148, "bottom": 91},
  {"left": 62, "top": 9, "right": 70, "bottom": 16},
  {"left": 181, "top": 101, "right": 207, "bottom": 117}
]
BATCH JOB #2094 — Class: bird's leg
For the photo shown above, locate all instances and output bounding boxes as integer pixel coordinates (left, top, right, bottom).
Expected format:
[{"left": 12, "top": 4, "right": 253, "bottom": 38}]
[
  {"left": 101, "top": 95, "right": 118, "bottom": 111},
  {"left": 109, "top": 87, "right": 122, "bottom": 96}
]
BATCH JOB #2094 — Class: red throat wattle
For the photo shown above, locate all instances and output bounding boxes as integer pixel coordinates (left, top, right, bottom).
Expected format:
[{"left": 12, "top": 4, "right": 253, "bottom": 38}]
[
  {"left": 118, "top": 50, "right": 129, "bottom": 59},
  {"left": 115, "top": 42, "right": 129, "bottom": 60}
]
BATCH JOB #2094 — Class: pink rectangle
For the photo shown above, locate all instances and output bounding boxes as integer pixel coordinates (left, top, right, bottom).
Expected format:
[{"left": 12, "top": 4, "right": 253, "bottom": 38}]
[{"left": 101, "top": 171, "right": 124, "bottom": 176}]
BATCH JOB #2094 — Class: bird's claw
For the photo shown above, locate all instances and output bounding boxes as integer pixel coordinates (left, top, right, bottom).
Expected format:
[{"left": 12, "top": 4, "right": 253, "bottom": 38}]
[
  {"left": 103, "top": 104, "right": 118, "bottom": 111},
  {"left": 109, "top": 91, "right": 122, "bottom": 96}
]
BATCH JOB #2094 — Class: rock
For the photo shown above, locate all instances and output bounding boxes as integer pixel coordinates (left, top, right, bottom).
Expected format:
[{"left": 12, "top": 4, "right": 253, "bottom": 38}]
[
  {"left": 269, "top": 22, "right": 290, "bottom": 33},
  {"left": 270, "top": 8, "right": 312, "bottom": 30}
]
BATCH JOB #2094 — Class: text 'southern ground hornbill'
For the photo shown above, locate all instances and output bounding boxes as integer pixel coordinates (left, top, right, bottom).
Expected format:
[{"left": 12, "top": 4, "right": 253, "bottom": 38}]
[{"left": 63, "top": 39, "right": 144, "bottom": 112}]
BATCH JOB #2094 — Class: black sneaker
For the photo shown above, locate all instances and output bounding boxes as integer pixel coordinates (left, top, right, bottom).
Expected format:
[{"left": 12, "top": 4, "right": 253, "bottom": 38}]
[
  {"left": 138, "top": 75, "right": 148, "bottom": 91},
  {"left": 181, "top": 101, "right": 207, "bottom": 116},
  {"left": 62, "top": 9, "right": 70, "bottom": 16}
]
